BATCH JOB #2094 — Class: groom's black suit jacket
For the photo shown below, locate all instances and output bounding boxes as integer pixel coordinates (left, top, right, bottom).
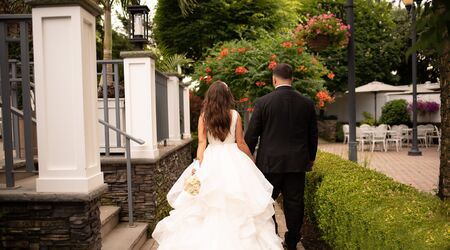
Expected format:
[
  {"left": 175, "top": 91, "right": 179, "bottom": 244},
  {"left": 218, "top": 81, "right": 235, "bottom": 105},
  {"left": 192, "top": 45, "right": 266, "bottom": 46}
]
[{"left": 245, "top": 86, "right": 318, "bottom": 173}]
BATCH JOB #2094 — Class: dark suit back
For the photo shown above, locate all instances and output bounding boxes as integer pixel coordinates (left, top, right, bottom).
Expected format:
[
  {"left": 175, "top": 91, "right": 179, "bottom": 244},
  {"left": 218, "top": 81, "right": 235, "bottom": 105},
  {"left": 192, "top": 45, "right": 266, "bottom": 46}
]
[{"left": 245, "top": 86, "right": 318, "bottom": 173}]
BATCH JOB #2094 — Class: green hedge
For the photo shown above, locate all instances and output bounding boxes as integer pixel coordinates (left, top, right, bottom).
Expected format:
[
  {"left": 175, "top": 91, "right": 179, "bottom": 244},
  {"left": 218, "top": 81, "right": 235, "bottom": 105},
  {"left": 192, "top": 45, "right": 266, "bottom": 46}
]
[{"left": 306, "top": 151, "right": 450, "bottom": 250}]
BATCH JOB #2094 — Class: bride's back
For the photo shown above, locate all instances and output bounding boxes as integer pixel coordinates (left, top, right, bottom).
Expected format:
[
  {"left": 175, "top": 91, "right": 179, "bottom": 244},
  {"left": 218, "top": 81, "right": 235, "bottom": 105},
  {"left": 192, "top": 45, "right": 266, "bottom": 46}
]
[{"left": 207, "top": 110, "right": 238, "bottom": 145}]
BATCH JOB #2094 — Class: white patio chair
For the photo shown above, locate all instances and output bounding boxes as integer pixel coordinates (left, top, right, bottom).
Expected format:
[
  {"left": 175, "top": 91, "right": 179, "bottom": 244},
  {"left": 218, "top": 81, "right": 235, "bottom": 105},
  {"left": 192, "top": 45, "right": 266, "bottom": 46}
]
[
  {"left": 377, "top": 124, "right": 388, "bottom": 131},
  {"left": 386, "top": 128, "right": 402, "bottom": 152},
  {"left": 417, "top": 125, "right": 427, "bottom": 130},
  {"left": 424, "top": 124, "right": 434, "bottom": 130},
  {"left": 360, "top": 124, "right": 372, "bottom": 130},
  {"left": 427, "top": 126, "right": 440, "bottom": 148},
  {"left": 398, "top": 124, "right": 410, "bottom": 145},
  {"left": 356, "top": 127, "right": 369, "bottom": 151},
  {"left": 342, "top": 124, "right": 349, "bottom": 144},
  {"left": 371, "top": 127, "right": 387, "bottom": 152},
  {"left": 425, "top": 124, "right": 439, "bottom": 145},
  {"left": 417, "top": 128, "right": 428, "bottom": 148}
]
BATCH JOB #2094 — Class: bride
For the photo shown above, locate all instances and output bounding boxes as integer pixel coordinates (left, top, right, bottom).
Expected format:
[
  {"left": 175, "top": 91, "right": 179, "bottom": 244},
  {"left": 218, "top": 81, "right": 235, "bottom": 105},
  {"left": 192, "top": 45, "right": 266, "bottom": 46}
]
[{"left": 152, "top": 81, "right": 283, "bottom": 250}]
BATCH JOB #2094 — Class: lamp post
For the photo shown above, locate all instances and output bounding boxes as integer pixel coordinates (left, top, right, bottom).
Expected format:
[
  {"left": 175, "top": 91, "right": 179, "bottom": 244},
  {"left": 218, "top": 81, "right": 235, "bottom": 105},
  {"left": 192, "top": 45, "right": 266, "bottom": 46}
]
[
  {"left": 320, "top": 0, "right": 356, "bottom": 162},
  {"left": 127, "top": 5, "right": 150, "bottom": 50},
  {"left": 403, "top": 0, "right": 422, "bottom": 156},
  {"left": 345, "top": 0, "right": 357, "bottom": 162}
]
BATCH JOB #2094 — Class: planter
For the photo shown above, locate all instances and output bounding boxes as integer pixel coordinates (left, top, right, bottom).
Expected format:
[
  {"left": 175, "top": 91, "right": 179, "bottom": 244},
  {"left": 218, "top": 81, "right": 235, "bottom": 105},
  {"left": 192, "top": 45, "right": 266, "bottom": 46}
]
[
  {"left": 317, "top": 119, "right": 337, "bottom": 142},
  {"left": 417, "top": 112, "right": 440, "bottom": 123},
  {"left": 98, "top": 98, "right": 126, "bottom": 153},
  {"left": 307, "top": 34, "right": 331, "bottom": 52}
]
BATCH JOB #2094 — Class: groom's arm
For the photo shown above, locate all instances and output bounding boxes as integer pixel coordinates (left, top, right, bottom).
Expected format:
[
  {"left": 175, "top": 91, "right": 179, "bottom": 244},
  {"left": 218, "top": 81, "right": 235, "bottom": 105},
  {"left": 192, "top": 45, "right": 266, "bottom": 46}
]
[
  {"left": 308, "top": 102, "right": 318, "bottom": 162},
  {"left": 245, "top": 100, "right": 263, "bottom": 154}
]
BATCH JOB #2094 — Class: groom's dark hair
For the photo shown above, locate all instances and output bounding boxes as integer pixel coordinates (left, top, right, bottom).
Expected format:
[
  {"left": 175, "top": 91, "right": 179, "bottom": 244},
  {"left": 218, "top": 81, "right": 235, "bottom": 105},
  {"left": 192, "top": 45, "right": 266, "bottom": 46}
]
[{"left": 273, "top": 63, "right": 293, "bottom": 80}]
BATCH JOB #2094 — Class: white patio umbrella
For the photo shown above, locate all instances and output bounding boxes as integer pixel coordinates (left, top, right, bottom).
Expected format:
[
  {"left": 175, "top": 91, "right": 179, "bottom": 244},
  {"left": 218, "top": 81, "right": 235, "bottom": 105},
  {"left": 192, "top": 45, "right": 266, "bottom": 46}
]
[{"left": 353, "top": 81, "right": 404, "bottom": 122}]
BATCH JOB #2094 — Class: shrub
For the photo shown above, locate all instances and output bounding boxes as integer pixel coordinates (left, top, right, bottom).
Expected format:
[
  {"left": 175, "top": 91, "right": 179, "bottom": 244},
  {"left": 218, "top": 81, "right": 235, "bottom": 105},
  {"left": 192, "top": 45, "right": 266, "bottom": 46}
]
[
  {"left": 335, "top": 122, "right": 344, "bottom": 142},
  {"left": 190, "top": 132, "right": 198, "bottom": 160},
  {"left": 361, "top": 111, "right": 376, "bottom": 126},
  {"left": 305, "top": 152, "right": 450, "bottom": 250},
  {"left": 192, "top": 31, "right": 333, "bottom": 105},
  {"left": 379, "top": 99, "right": 411, "bottom": 125},
  {"left": 189, "top": 91, "right": 203, "bottom": 132}
]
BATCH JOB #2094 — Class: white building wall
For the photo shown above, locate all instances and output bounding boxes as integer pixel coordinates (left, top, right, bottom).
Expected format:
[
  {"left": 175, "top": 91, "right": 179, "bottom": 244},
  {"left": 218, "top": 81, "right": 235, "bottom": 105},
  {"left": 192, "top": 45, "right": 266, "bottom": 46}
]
[{"left": 326, "top": 92, "right": 441, "bottom": 123}]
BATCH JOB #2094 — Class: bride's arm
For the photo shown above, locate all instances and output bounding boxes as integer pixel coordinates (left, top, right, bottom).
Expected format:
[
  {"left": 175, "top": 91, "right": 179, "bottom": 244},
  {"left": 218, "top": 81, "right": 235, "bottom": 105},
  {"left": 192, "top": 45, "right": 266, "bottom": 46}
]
[
  {"left": 196, "top": 114, "right": 207, "bottom": 164},
  {"left": 236, "top": 114, "right": 255, "bottom": 162}
]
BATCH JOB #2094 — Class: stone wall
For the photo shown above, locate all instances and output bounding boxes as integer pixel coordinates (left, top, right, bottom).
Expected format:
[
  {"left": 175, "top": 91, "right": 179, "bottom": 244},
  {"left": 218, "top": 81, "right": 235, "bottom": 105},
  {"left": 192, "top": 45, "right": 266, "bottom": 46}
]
[
  {"left": 101, "top": 140, "right": 192, "bottom": 232},
  {"left": 0, "top": 185, "right": 107, "bottom": 249},
  {"left": 317, "top": 120, "right": 338, "bottom": 142}
]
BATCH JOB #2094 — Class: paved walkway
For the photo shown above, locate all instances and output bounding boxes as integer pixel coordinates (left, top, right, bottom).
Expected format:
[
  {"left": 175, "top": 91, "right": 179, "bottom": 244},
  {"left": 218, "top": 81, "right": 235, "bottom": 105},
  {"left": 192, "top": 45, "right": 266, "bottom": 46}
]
[{"left": 318, "top": 140, "right": 439, "bottom": 193}]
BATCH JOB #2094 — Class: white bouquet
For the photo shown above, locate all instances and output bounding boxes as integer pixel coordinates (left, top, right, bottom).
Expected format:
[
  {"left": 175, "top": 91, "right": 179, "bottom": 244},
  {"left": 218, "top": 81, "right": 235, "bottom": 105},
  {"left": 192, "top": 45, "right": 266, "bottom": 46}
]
[{"left": 184, "top": 160, "right": 201, "bottom": 196}]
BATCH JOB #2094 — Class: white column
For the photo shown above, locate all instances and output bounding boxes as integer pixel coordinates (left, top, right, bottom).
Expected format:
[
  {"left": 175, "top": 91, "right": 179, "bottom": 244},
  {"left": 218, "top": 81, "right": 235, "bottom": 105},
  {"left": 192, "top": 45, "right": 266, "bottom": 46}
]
[
  {"left": 183, "top": 87, "right": 191, "bottom": 138},
  {"left": 121, "top": 51, "right": 159, "bottom": 158},
  {"left": 30, "top": 1, "right": 104, "bottom": 193},
  {"left": 167, "top": 75, "right": 181, "bottom": 143}
]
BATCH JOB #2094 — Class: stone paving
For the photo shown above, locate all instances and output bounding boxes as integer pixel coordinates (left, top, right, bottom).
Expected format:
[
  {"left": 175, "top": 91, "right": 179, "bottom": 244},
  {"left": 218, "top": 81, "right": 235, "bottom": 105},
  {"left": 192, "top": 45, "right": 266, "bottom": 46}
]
[{"left": 318, "top": 140, "right": 440, "bottom": 193}]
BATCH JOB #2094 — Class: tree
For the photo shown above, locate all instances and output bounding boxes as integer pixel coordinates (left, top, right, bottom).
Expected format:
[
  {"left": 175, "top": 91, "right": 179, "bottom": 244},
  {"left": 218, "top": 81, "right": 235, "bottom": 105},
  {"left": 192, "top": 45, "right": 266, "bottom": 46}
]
[
  {"left": 0, "top": 0, "right": 30, "bottom": 13},
  {"left": 97, "top": 0, "right": 141, "bottom": 87},
  {"left": 413, "top": 0, "right": 450, "bottom": 200},
  {"left": 154, "top": 0, "right": 301, "bottom": 60},
  {"left": 297, "top": 0, "right": 434, "bottom": 93},
  {"left": 392, "top": 8, "right": 439, "bottom": 85}
]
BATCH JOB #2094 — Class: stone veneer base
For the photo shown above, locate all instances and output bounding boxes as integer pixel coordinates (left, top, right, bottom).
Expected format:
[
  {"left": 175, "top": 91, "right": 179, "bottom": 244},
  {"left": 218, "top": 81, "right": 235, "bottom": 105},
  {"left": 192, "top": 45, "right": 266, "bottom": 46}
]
[{"left": 0, "top": 184, "right": 107, "bottom": 249}]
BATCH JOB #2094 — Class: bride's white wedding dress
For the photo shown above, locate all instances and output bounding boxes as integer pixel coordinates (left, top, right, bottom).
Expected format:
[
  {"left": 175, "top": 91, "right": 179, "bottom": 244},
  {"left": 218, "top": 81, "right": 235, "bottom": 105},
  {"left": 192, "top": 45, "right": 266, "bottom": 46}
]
[{"left": 152, "top": 110, "right": 283, "bottom": 250}]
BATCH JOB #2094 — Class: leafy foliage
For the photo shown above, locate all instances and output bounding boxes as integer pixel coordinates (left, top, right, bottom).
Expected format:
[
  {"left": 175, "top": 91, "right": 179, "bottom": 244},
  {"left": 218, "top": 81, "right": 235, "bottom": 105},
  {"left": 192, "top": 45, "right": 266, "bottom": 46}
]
[
  {"left": 379, "top": 99, "right": 410, "bottom": 125},
  {"left": 192, "top": 32, "right": 333, "bottom": 106},
  {"left": 305, "top": 151, "right": 450, "bottom": 249},
  {"left": 177, "top": 0, "right": 197, "bottom": 16},
  {"left": 154, "top": 0, "right": 301, "bottom": 60},
  {"left": 413, "top": 0, "right": 450, "bottom": 55},
  {"left": 0, "top": 0, "right": 30, "bottom": 13},
  {"left": 360, "top": 111, "right": 375, "bottom": 126},
  {"left": 297, "top": 0, "right": 428, "bottom": 92},
  {"left": 96, "top": 19, "right": 135, "bottom": 60},
  {"left": 335, "top": 122, "right": 345, "bottom": 142},
  {"left": 150, "top": 46, "right": 194, "bottom": 73}
]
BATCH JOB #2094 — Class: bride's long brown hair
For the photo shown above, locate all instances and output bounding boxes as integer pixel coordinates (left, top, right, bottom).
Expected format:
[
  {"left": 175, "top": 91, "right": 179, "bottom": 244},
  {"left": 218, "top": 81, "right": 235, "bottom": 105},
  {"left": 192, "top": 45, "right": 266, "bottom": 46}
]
[{"left": 202, "top": 81, "right": 235, "bottom": 141}]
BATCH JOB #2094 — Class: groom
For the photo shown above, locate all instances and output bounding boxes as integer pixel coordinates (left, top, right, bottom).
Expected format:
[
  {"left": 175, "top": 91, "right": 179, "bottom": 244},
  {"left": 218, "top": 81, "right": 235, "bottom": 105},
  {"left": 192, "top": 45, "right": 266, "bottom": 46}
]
[{"left": 245, "top": 63, "right": 318, "bottom": 250}]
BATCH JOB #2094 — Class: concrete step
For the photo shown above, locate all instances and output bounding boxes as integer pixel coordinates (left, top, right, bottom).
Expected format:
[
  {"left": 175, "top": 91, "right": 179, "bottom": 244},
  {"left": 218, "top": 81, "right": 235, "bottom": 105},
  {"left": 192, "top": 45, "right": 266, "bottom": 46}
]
[
  {"left": 99, "top": 206, "right": 120, "bottom": 239},
  {"left": 140, "top": 238, "right": 158, "bottom": 250},
  {"left": 102, "top": 222, "right": 148, "bottom": 250}
]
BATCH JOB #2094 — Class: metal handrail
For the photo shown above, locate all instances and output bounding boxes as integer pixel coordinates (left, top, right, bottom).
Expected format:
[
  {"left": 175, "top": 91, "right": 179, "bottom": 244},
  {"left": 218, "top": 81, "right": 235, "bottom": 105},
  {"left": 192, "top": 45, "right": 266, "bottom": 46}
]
[
  {"left": 98, "top": 119, "right": 144, "bottom": 227},
  {"left": 0, "top": 100, "right": 37, "bottom": 123},
  {"left": 96, "top": 59, "right": 123, "bottom": 64},
  {"left": 98, "top": 119, "right": 144, "bottom": 144}
]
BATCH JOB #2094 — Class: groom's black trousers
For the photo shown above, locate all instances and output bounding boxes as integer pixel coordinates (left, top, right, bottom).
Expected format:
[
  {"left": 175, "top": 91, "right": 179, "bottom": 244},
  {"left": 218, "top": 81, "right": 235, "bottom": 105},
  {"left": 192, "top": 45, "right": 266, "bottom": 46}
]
[{"left": 264, "top": 172, "right": 306, "bottom": 246}]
